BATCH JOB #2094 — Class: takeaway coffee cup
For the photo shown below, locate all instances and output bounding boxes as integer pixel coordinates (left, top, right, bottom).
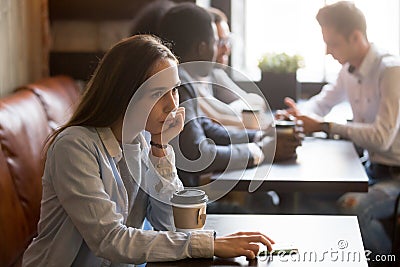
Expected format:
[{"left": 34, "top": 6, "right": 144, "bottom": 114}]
[
  {"left": 242, "top": 109, "right": 262, "bottom": 129},
  {"left": 170, "top": 189, "right": 208, "bottom": 233},
  {"left": 274, "top": 120, "right": 296, "bottom": 135}
]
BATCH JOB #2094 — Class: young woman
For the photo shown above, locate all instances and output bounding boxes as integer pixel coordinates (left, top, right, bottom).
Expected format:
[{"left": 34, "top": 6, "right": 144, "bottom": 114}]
[{"left": 22, "top": 35, "right": 273, "bottom": 266}]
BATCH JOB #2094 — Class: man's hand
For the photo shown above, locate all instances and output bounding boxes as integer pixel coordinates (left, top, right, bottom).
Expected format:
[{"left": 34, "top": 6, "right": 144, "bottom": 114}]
[
  {"left": 275, "top": 97, "right": 301, "bottom": 121},
  {"left": 275, "top": 97, "right": 324, "bottom": 135},
  {"left": 284, "top": 97, "right": 301, "bottom": 116},
  {"left": 214, "top": 232, "right": 275, "bottom": 259},
  {"left": 296, "top": 115, "right": 323, "bottom": 135}
]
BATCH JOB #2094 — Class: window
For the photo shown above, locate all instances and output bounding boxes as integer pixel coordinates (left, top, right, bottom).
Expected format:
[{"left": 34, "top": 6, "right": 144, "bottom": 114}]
[{"left": 231, "top": 0, "right": 400, "bottom": 82}]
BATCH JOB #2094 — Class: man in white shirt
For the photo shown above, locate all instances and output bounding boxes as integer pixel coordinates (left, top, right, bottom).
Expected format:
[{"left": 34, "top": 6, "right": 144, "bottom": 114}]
[{"left": 283, "top": 1, "right": 400, "bottom": 255}]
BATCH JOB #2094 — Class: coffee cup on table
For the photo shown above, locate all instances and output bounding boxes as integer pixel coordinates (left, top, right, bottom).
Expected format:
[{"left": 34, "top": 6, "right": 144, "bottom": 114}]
[
  {"left": 170, "top": 189, "right": 208, "bottom": 233},
  {"left": 274, "top": 120, "right": 296, "bottom": 135},
  {"left": 242, "top": 109, "right": 262, "bottom": 129}
]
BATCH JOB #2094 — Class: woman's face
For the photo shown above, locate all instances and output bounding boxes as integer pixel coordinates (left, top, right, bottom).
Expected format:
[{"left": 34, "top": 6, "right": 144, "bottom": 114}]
[
  {"left": 144, "top": 59, "right": 180, "bottom": 135},
  {"left": 122, "top": 58, "right": 180, "bottom": 143}
]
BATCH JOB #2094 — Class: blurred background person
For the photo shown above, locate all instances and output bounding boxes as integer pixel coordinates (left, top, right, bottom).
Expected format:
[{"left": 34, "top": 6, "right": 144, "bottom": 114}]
[
  {"left": 130, "top": 0, "right": 176, "bottom": 37},
  {"left": 159, "top": 3, "right": 300, "bottom": 188},
  {"left": 196, "top": 7, "right": 267, "bottom": 129}
]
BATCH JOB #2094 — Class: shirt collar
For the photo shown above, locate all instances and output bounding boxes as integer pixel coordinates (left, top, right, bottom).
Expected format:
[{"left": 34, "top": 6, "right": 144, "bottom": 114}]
[
  {"left": 96, "top": 127, "right": 123, "bottom": 162},
  {"left": 96, "top": 127, "right": 150, "bottom": 164},
  {"left": 353, "top": 43, "right": 379, "bottom": 79}
]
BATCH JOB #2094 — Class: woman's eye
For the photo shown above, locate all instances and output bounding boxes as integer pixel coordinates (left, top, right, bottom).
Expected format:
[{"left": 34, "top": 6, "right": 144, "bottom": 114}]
[{"left": 172, "top": 87, "right": 179, "bottom": 94}]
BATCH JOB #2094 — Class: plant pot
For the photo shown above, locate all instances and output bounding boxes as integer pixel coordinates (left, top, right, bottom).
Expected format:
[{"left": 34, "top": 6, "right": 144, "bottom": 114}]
[{"left": 256, "top": 71, "right": 300, "bottom": 110}]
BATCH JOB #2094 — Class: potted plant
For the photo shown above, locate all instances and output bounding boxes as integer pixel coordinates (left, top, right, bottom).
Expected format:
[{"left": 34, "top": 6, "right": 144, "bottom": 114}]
[{"left": 257, "top": 52, "right": 304, "bottom": 110}]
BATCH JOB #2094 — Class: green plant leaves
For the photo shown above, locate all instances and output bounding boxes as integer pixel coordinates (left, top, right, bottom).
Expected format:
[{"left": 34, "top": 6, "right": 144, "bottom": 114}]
[{"left": 258, "top": 52, "right": 304, "bottom": 73}]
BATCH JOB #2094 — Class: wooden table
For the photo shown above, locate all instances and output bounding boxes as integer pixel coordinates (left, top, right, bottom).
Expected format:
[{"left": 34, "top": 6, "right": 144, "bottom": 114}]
[
  {"left": 148, "top": 214, "right": 368, "bottom": 267},
  {"left": 209, "top": 137, "right": 369, "bottom": 193}
]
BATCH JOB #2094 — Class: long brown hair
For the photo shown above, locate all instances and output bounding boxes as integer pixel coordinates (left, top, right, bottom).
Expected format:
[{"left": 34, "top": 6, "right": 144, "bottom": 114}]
[{"left": 47, "top": 35, "right": 177, "bottom": 148}]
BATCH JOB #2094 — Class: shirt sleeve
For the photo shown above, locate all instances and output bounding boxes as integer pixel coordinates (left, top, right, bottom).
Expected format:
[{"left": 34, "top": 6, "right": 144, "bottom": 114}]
[
  {"left": 145, "top": 145, "right": 184, "bottom": 231},
  {"left": 197, "top": 95, "right": 246, "bottom": 128},
  {"left": 331, "top": 66, "right": 400, "bottom": 151},
  {"left": 212, "top": 69, "right": 241, "bottom": 104},
  {"left": 247, "top": 142, "right": 264, "bottom": 165},
  {"left": 147, "top": 144, "right": 184, "bottom": 199},
  {"left": 50, "top": 134, "right": 213, "bottom": 264},
  {"left": 172, "top": 85, "right": 254, "bottom": 175}
]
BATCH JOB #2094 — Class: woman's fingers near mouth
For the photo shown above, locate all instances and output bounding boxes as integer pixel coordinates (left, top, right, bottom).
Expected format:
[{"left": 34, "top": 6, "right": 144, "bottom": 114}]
[{"left": 162, "top": 107, "right": 185, "bottom": 127}]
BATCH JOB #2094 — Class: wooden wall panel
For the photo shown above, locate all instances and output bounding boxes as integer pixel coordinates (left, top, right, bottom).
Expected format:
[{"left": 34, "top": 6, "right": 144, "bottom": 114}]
[
  {"left": 48, "top": 0, "right": 194, "bottom": 81},
  {"left": 49, "top": 0, "right": 145, "bottom": 21},
  {"left": 49, "top": 0, "right": 195, "bottom": 21}
]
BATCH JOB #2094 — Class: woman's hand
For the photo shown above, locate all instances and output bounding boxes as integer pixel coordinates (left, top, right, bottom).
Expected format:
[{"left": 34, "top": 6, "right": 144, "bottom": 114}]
[
  {"left": 162, "top": 106, "right": 185, "bottom": 143},
  {"left": 152, "top": 107, "right": 185, "bottom": 145},
  {"left": 214, "top": 232, "right": 274, "bottom": 260}
]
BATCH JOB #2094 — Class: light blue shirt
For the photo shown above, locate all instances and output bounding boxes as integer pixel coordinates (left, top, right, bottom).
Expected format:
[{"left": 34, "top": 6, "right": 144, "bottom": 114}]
[{"left": 22, "top": 126, "right": 214, "bottom": 267}]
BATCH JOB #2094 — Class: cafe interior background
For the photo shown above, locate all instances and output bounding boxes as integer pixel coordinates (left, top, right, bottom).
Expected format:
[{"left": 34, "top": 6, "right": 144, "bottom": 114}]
[{"left": 1, "top": 0, "right": 399, "bottom": 97}]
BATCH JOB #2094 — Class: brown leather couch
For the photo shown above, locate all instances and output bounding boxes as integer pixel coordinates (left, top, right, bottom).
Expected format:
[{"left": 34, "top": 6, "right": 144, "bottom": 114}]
[{"left": 0, "top": 76, "right": 81, "bottom": 267}]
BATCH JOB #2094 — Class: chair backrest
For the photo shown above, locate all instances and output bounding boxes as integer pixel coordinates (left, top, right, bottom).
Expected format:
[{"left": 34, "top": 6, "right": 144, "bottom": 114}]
[
  {"left": 0, "top": 90, "right": 51, "bottom": 266},
  {"left": 16, "top": 75, "right": 80, "bottom": 129},
  {"left": 0, "top": 75, "right": 81, "bottom": 267}
]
